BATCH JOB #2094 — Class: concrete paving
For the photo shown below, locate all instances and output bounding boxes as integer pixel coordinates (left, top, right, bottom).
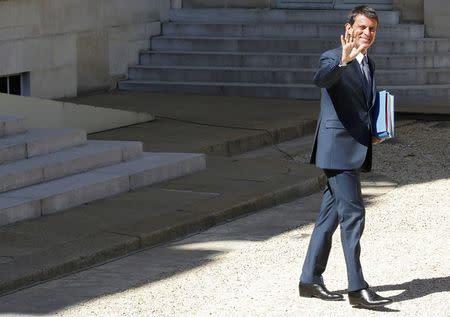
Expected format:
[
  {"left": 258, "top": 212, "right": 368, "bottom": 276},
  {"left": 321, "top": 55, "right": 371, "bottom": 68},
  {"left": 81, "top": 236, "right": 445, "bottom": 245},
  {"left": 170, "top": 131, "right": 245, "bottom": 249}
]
[
  {"left": 2, "top": 119, "right": 448, "bottom": 316},
  {"left": 0, "top": 91, "right": 444, "bottom": 296},
  {"left": 0, "top": 92, "right": 321, "bottom": 295}
]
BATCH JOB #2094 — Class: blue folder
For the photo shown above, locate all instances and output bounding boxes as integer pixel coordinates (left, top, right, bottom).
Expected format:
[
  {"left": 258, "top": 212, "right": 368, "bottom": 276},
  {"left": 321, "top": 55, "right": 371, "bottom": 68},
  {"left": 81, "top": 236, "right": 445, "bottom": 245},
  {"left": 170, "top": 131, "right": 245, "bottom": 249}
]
[{"left": 372, "top": 90, "right": 395, "bottom": 139}]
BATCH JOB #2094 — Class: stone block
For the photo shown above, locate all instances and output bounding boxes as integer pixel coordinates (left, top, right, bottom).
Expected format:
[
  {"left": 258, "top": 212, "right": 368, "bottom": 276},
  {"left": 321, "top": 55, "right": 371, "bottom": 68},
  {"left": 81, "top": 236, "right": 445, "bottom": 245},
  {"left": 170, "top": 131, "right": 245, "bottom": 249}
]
[
  {"left": 141, "top": 51, "right": 450, "bottom": 69},
  {"left": 30, "top": 64, "right": 78, "bottom": 99},
  {"left": 118, "top": 80, "right": 321, "bottom": 99},
  {"left": 118, "top": 141, "right": 143, "bottom": 161},
  {"left": 108, "top": 22, "right": 161, "bottom": 76},
  {"left": 39, "top": 0, "right": 99, "bottom": 35},
  {"left": 0, "top": 25, "right": 39, "bottom": 42},
  {"left": 171, "top": 0, "right": 183, "bottom": 9},
  {"left": 0, "top": 140, "right": 142, "bottom": 194},
  {"left": 169, "top": 8, "right": 400, "bottom": 24},
  {"left": 0, "top": 163, "right": 43, "bottom": 193},
  {"left": 0, "top": 151, "right": 206, "bottom": 225},
  {"left": 0, "top": 0, "right": 40, "bottom": 29},
  {"left": 162, "top": 22, "right": 424, "bottom": 39},
  {"left": 0, "top": 34, "right": 77, "bottom": 98},
  {"left": 0, "top": 116, "right": 26, "bottom": 137},
  {"left": 42, "top": 144, "right": 123, "bottom": 182},
  {"left": 102, "top": 0, "right": 161, "bottom": 26},
  {"left": 151, "top": 36, "right": 450, "bottom": 54},
  {"left": 128, "top": 153, "right": 207, "bottom": 189},
  {"left": 0, "top": 142, "right": 27, "bottom": 165},
  {"left": 0, "top": 197, "right": 41, "bottom": 226},
  {"left": 0, "top": 128, "right": 87, "bottom": 163},
  {"left": 3, "top": 171, "right": 130, "bottom": 216},
  {"left": 0, "top": 0, "right": 169, "bottom": 98},
  {"left": 76, "top": 31, "right": 110, "bottom": 94},
  {"left": 41, "top": 174, "right": 131, "bottom": 215},
  {"left": 424, "top": 0, "right": 450, "bottom": 38},
  {"left": 25, "top": 128, "right": 87, "bottom": 158},
  {"left": 183, "top": 0, "right": 228, "bottom": 8},
  {"left": 85, "top": 152, "right": 206, "bottom": 190},
  {"left": 393, "top": 0, "right": 423, "bottom": 23},
  {"left": 183, "top": 0, "right": 271, "bottom": 8},
  {"left": 227, "top": 0, "right": 270, "bottom": 8}
]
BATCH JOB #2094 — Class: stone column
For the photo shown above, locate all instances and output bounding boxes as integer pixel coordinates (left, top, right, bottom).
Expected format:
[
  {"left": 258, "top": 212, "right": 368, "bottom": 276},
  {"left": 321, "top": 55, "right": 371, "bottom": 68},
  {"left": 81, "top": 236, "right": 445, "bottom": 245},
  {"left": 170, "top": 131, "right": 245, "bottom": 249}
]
[
  {"left": 171, "top": 0, "right": 183, "bottom": 9},
  {"left": 393, "top": 0, "right": 424, "bottom": 23},
  {"left": 424, "top": 0, "right": 450, "bottom": 38}
]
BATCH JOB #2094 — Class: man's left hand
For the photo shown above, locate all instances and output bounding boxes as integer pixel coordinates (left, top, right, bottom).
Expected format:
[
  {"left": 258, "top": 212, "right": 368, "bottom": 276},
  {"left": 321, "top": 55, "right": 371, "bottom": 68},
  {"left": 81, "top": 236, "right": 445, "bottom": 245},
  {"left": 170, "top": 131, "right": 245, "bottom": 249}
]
[{"left": 372, "top": 137, "right": 384, "bottom": 144}]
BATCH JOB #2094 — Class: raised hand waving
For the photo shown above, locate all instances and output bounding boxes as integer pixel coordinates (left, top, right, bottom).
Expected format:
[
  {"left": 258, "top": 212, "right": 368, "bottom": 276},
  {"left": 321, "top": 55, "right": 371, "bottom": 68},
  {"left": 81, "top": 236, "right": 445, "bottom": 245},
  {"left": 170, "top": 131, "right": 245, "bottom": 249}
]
[{"left": 340, "top": 28, "right": 370, "bottom": 65}]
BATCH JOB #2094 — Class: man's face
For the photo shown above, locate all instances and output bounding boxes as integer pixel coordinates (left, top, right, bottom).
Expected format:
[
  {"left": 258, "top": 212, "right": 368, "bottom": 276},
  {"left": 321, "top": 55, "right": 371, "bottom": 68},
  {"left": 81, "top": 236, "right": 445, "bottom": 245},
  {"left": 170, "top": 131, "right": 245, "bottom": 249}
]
[{"left": 346, "top": 14, "right": 378, "bottom": 52}]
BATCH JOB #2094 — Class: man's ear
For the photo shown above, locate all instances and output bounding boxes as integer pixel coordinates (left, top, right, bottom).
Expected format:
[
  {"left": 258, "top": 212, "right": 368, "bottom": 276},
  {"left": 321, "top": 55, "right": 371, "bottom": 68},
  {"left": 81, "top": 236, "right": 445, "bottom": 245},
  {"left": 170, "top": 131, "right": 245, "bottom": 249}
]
[{"left": 345, "top": 23, "right": 353, "bottom": 34}]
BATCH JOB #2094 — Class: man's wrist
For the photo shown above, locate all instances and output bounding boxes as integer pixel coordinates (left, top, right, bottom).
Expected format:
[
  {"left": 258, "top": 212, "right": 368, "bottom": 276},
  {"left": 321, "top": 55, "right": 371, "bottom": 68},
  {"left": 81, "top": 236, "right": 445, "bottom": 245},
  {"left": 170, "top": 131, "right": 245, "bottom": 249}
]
[{"left": 339, "top": 57, "right": 348, "bottom": 67}]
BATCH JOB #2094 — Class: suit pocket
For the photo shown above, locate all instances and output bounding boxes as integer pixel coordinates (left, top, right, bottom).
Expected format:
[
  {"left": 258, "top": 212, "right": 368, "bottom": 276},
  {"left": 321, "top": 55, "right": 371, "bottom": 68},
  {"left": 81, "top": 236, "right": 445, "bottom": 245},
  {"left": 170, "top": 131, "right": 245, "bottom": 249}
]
[{"left": 325, "top": 120, "right": 345, "bottom": 129}]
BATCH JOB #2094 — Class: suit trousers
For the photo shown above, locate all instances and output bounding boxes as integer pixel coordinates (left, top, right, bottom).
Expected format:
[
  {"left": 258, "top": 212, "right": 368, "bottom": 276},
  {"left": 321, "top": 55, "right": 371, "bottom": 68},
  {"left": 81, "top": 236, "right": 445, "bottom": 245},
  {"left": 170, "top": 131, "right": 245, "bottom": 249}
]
[{"left": 300, "top": 169, "right": 367, "bottom": 292}]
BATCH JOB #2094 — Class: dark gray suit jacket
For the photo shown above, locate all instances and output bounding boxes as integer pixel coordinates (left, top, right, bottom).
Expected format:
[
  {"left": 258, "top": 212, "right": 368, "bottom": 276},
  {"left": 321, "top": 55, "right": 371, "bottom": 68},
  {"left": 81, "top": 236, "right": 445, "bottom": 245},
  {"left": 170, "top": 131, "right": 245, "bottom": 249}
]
[{"left": 310, "top": 47, "right": 376, "bottom": 172}]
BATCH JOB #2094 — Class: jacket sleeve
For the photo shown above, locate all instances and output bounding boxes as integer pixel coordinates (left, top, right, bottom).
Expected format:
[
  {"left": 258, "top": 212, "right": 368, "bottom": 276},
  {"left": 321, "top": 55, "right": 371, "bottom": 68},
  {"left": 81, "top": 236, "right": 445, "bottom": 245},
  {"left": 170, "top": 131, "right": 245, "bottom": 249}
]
[{"left": 313, "top": 50, "right": 347, "bottom": 89}]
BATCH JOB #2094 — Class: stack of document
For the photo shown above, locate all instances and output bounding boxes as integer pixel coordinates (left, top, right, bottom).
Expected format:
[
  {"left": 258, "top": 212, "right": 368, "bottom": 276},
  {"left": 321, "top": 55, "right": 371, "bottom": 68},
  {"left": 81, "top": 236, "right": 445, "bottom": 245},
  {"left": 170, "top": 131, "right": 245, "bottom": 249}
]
[{"left": 372, "top": 90, "right": 395, "bottom": 139}]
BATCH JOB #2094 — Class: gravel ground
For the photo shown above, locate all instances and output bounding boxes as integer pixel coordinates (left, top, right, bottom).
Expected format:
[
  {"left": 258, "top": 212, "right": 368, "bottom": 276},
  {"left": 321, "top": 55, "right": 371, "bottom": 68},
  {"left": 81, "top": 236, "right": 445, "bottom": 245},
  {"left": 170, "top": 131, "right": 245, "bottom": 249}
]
[
  {"left": 371, "top": 120, "right": 450, "bottom": 184},
  {"left": 1, "top": 120, "right": 449, "bottom": 316}
]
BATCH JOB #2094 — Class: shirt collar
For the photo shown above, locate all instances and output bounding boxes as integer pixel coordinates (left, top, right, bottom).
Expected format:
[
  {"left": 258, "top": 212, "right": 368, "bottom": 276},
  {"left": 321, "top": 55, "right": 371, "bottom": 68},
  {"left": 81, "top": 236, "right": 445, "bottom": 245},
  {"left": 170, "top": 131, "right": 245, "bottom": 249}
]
[
  {"left": 349, "top": 48, "right": 366, "bottom": 64},
  {"left": 356, "top": 52, "right": 365, "bottom": 64}
]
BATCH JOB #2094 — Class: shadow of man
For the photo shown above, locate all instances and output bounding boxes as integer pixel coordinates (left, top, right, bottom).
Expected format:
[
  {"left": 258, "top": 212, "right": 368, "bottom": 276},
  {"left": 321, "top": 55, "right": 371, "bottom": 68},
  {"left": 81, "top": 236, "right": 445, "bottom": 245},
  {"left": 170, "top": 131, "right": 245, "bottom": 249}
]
[
  {"left": 372, "top": 276, "right": 450, "bottom": 303},
  {"left": 336, "top": 276, "right": 450, "bottom": 312}
]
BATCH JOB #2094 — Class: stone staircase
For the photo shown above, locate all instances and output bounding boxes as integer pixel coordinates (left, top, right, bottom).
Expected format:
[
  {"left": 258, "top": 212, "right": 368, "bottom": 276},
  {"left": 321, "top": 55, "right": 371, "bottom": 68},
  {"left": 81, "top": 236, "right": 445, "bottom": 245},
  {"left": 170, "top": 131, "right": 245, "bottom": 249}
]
[
  {"left": 118, "top": 8, "right": 450, "bottom": 105},
  {"left": 0, "top": 116, "right": 206, "bottom": 226}
]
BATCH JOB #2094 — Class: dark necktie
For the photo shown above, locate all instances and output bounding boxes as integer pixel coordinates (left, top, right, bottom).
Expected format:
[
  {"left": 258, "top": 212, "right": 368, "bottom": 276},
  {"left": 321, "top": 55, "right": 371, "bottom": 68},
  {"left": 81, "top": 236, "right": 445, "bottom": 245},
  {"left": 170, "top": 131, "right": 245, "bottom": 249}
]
[{"left": 361, "top": 55, "right": 372, "bottom": 102}]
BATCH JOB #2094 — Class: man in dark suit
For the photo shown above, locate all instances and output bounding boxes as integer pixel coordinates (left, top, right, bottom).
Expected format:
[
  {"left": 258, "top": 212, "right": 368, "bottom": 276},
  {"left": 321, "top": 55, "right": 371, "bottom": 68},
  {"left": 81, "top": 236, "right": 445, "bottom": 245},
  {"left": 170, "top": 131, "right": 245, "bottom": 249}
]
[{"left": 298, "top": 6, "right": 393, "bottom": 309}]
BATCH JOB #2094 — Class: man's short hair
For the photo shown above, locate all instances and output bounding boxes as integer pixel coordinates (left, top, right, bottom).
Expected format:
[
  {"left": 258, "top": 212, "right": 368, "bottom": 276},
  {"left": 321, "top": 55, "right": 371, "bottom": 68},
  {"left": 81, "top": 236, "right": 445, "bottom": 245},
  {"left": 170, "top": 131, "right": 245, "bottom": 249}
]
[{"left": 348, "top": 5, "right": 379, "bottom": 26}]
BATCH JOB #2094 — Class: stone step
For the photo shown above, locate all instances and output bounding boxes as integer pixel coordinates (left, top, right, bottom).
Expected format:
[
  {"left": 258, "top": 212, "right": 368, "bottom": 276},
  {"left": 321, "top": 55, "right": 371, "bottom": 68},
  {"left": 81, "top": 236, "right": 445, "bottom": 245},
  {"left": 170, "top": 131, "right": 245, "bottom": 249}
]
[
  {"left": 0, "top": 140, "right": 142, "bottom": 194},
  {"left": 275, "top": 1, "right": 393, "bottom": 10},
  {"left": 169, "top": 9, "right": 400, "bottom": 25},
  {"left": 385, "top": 84, "right": 450, "bottom": 105},
  {"left": 0, "top": 152, "right": 206, "bottom": 226},
  {"left": 150, "top": 36, "right": 450, "bottom": 54},
  {"left": 162, "top": 22, "right": 425, "bottom": 40},
  {"left": 119, "top": 80, "right": 319, "bottom": 99},
  {"left": 140, "top": 51, "right": 450, "bottom": 69},
  {"left": 128, "top": 65, "right": 450, "bottom": 85},
  {"left": 0, "top": 128, "right": 87, "bottom": 165},
  {"left": 118, "top": 80, "right": 450, "bottom": 104},
  {"left": 0, "top": 116, "right": 26, "bottom": 138}
]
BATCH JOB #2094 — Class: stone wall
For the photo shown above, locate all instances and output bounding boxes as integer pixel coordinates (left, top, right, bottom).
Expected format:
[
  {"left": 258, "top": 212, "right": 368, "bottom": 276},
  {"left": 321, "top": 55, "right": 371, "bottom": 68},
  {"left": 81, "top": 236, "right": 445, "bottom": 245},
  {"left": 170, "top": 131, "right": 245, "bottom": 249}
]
[
  {"left": 393, "top": 0, "right": 424, "bottom": 23},
  {"left": 424, "top": 0, "right": 450, "bottom": 38},
  {"left": 0, "top": 0, "right": 169, "bottom": 99},
  {"left": 182, "top": 0, "right": 271, "bottom": 8}
]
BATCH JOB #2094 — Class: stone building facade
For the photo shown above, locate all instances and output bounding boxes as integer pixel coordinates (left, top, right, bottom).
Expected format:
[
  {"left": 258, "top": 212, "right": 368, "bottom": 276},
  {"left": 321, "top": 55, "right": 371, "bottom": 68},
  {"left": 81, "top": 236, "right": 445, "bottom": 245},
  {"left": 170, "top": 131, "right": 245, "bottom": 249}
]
[
  {"left": 178, "top": 0, "right": 448, "bottom": 37},
  {"left": 0, "top": 0, "right": 448, "bottom": 99},
  {"left": 0, "top": 0, "right": 169, "bottom": 99}
]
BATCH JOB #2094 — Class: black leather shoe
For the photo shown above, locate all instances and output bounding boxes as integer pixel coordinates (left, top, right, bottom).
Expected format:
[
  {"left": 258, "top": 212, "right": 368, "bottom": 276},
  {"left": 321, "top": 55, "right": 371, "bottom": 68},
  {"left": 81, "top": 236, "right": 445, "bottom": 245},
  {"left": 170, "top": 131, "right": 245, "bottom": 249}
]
[
  {"left": 299, "top": 282, "right": 344, "bottom": 301},
  {"left": 348, "top": 287, "right": 393, "bottom": 308}
]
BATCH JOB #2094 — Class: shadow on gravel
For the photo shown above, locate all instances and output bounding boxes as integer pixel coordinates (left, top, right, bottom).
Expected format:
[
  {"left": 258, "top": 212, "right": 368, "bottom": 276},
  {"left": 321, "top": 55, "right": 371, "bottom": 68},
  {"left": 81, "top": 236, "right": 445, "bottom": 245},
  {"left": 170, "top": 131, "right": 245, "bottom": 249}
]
[
  {"left": 0, "top": 196, "right": 320, "bottom": 314},
  {"left": 0, "top": 117, "right": 447, "bottom": 314},
  {"left": 0, "top": 249, "right": 223, "bottom": 315},
  {"left": 371, "top": 120, "right": 450, "bottom": 187},
  {"left": 372, "top": 276, "right": 450, "bottom": 303},
  {"left": 352, "top": 306, "right": 400, "bottom": 313},
  {"left": 335, "top": 276, "right": 450, "bottom": 313}
]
